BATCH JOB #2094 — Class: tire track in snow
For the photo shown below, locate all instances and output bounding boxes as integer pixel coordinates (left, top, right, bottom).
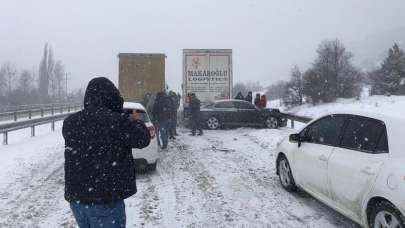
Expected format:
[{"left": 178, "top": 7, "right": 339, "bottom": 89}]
[
  {"left": 169, "top": 140, "right": 243, "bottom": 227},
  {"left": 175, "top": 129, "right": 359, "bottom": 227},
  {"left": 239, "top": 129, "right": 360, "bottom": 227},
  {"left": 0, "top": 144, "right": 76, "bottom": 228}
]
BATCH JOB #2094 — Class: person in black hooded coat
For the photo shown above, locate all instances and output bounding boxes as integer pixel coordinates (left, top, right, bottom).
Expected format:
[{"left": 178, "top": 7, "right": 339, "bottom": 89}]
[
  {"left": 63, "top": 77, "right": 150, "bottom": 228},
  {"left": 245, "top": 91, "right": 253, "bottom": 103},
  {"left": 235, "top": 91, "right": 244, "bottom": 100}
]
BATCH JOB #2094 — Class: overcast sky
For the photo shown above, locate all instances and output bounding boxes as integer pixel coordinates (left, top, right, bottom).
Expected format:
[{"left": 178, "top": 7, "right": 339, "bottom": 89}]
[{"left": 1, "top": 0, "right": 405, "bottom": 93}]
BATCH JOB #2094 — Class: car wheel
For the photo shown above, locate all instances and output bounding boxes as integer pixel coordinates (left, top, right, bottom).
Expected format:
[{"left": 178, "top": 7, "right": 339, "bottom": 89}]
[
  {"left": 369, "top": 201, "right": 405, "bottom": 228},
  {"left": 277, "top": 156, "right": 297, "bottom": 192},
  {"left": 207, "top": 116, "right": 220, "bottom": 130},
  {"left": 265, "top": 117, "right": 278, "bottom": 129},
  {"left": 147, "top": 162, "right": 157, "bottom": 171}
]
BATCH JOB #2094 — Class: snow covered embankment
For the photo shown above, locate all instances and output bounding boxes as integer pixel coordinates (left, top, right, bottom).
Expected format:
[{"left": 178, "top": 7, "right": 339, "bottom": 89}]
[{"left": 288, "top": 95, "right": 405, "bottom": 120}]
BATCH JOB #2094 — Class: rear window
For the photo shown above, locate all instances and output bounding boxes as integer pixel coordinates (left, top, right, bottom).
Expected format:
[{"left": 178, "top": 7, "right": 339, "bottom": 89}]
[
  {"left": 237, "top": 102, "right": 256, "bottom": 110},
  {"left": 123, "top": 109, "right": 150, "bottom": 122},
  {"left": 340, "top": 116, "right": 388, "bottom": 153},
  {"left": 215, "top": 102, "right": 235, "bottom": 109}
]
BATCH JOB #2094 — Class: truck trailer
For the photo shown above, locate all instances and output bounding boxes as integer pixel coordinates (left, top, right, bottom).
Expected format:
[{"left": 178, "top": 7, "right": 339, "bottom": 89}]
[
  {"left": 118, "top": 53, "right": 166, "bottom": 102},
  {"left": 182, "top": 49, "right": 233, "bottom": 108}
]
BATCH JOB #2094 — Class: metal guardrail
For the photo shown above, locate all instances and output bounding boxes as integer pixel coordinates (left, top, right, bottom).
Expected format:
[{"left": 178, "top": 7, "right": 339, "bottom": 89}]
[
  {"left": 0, "top": 112, "right": 78, "bottom": 145},
  {"left": 0, "top": 104, "right": 82, "bottom": 123},
  {"left": 0, "top": 109, "right": 311, "bottom": 145},
  {"left": 282, "top": 113, "right": 313, "bottom": 128},
  {"left": 0, "top": 103, "right": 81, "bottom": 112}
]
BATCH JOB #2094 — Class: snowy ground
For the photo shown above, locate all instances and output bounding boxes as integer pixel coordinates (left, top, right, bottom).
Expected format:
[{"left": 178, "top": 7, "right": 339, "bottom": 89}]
[
  {"left": 0, "top": 124, "right": 360, "bottom": 228},
  {"left": 287, "top": 95, "right": 405, "bottom": 119}
]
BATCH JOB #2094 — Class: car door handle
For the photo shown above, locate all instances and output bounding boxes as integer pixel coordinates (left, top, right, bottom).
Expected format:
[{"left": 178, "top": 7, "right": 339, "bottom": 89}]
[
  {"left": 318, "top": 154, "right": 328, "bottom": 162},
  {"left": 361, "top": 167, "right": 376, "bottom": 176}
]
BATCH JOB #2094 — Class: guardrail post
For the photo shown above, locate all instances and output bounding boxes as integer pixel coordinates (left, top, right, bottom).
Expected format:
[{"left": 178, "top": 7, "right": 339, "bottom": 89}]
[
  {"left": 40, "top": 109, "right": 44, "bottom": 117},
  {"left": 14, "top": 112, "right": 17, "bottom": 121},
  {"left": 31, "top": 126, "right": 35, "bottom": 137},
  {"left": 3, "top": 132, "right": 8, "bottom": 145},
  {"left": 68, "top": 106, "right": 71, "bottom": 112},
  {"left": 28, "top": 110, "right": 32, "bottom": 119},
  {"left": 51, "top": 106, "right": 54, "bottom": 115},
  {"left": 291, "top": 120, "right": 295, "bottom": 129},
  {"left": 60, "top": 107, "right": 63, "bottom": 114},
  {"left": 51, "top": 120, "right": 55, "bottom": 131}
]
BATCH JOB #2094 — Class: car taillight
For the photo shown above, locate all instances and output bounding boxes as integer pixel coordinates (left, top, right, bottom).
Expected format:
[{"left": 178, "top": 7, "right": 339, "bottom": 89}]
[{"left": 148, "top": 126, "right": 156, "bottom": 139}]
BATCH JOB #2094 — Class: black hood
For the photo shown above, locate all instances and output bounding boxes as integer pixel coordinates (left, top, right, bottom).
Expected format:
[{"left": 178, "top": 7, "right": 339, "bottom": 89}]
[{"left": 83, "top": 77, "right": 123, "bottom": 112}]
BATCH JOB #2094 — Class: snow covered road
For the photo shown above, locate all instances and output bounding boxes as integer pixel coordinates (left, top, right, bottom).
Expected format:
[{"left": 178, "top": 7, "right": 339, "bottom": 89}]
[{"left": 0, "top": 126, "right": 359, "bottom": 227}]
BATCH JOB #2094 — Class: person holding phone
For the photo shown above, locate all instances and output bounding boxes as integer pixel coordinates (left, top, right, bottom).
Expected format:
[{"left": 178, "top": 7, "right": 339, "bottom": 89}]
[{"left": 63, "top": 77, "right": 150, "bottom": 228}]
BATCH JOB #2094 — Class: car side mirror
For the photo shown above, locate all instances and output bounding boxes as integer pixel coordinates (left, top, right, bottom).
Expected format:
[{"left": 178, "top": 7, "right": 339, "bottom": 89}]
[{"left": 289, "top": 133, "right": 302, "bottom": 147}]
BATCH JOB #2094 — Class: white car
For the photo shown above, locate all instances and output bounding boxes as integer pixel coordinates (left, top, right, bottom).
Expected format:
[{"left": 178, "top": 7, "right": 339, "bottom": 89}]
[
  {"left": 123, "top": 102, "right": 159, "bottom": 171},
  {"left": 275, "top": 111, "right": 405, "bottom": 228}
]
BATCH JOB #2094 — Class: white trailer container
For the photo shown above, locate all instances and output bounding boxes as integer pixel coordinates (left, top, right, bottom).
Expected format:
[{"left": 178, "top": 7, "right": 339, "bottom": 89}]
[{"left": 182, "top": 49, "right": 233, "bottom": 107}]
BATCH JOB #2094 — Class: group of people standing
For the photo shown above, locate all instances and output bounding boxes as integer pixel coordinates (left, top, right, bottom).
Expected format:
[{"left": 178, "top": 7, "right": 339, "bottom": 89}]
[
  {"left": 235, "top": 91, "right": 267, "bottom": 109},
  {"left": 143, "top": 91, "right": 180, "bottom": 149}
]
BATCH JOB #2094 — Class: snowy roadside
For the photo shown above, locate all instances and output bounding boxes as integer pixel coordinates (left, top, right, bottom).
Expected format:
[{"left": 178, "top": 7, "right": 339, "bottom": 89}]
[
  {"left": 0, "top": 122, "right": 77, "bottom": 228},
  {"left": 0, "top": 126, "right": 359, "bottom": 227},
  {"left": 287, "top": 95, "right": 405, "bottom": 119},
  {"left": 125, "top": 128, "right": 359, "bottom": 228}
]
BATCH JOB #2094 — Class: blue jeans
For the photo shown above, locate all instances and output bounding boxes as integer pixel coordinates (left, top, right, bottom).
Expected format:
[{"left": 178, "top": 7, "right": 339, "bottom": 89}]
[
  {"left": 168, "top": 118, "right": 176, "bottom": 137},
  {"left": 158, "top": 120, "right": 169, "bottom": 147},
  {"left": 70, "top": 200, "right": 126, "bottom": 228}
]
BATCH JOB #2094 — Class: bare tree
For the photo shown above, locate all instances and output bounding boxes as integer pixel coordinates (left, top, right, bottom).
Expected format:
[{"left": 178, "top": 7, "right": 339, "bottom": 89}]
[
  {"left": 52, "top": 60, "right": 65, "bottom": 101},
  {"left": 18, "top": 70, "right": 32, "bottom": 92},
  {"left": 38, "top": 43, "right": 54, "bottom": 101},
  {"left": 265, "top": 80, "right": 287, "bottom": 101},
  {"left": 0, "top": 66, "right": 6, "bottom": 96},
  {"left": 233, "top": 82, "right": 248, "bottom": 96},
  {"left": 303, "top": 39, "right": 362, "bottom": 103},
  {"left": 0, "top": 63, "right": 17, "bottom": 95}
]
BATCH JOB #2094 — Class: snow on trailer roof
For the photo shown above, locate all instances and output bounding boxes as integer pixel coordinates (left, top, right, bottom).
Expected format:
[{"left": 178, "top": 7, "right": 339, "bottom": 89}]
[
  {"left": 123, "top": 102, "right": 146, "bottom": 111},
  {"left": 118, "top": 53, "right": 166, "bottom": 58}
]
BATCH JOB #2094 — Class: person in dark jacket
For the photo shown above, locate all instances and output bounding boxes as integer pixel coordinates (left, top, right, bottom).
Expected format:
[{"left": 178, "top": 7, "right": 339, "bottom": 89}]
[
  {"left": 259, "top": 94, "right": 267, "bottom": 109},
  {"left": 168, "top": 91, "right": 180, "bottom": 139},
  {"left": 62, "top": 77, "right": 151, "bottom": 228},
  {"left": 189, "top": 93, "right": 203, "bottom": 136},
  {"left": 153, "top": 91, "right": 171, "bottom": 149},
  {"left": 254, "top": 93, "right": 261, "bottom": 107},
  {"left": 235, "top": 92, "right": 244, "bottom": 100},
  {"left": 245, "top": 91, "right": 253, "bottom": 103}
]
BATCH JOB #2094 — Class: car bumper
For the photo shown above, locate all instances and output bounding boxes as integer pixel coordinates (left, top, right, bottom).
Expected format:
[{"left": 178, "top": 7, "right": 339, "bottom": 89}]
[
  {"left": 132, "top": 137, "right": 159, "bottom": 164},
  {"left": 279, "top": 117, "right": 288, "bottom": 127},
  {"left": 400, "top": 204, "right": 405, "bottom": 216}
]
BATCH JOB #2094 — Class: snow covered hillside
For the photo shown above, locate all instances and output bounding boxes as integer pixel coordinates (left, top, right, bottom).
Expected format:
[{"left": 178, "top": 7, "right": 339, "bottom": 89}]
[
  {"left": 287, "top": 95, "right": 405, "bottom": 119},
  {"left": 0, "top": 125, "right": 359, "bottom": 228}
]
